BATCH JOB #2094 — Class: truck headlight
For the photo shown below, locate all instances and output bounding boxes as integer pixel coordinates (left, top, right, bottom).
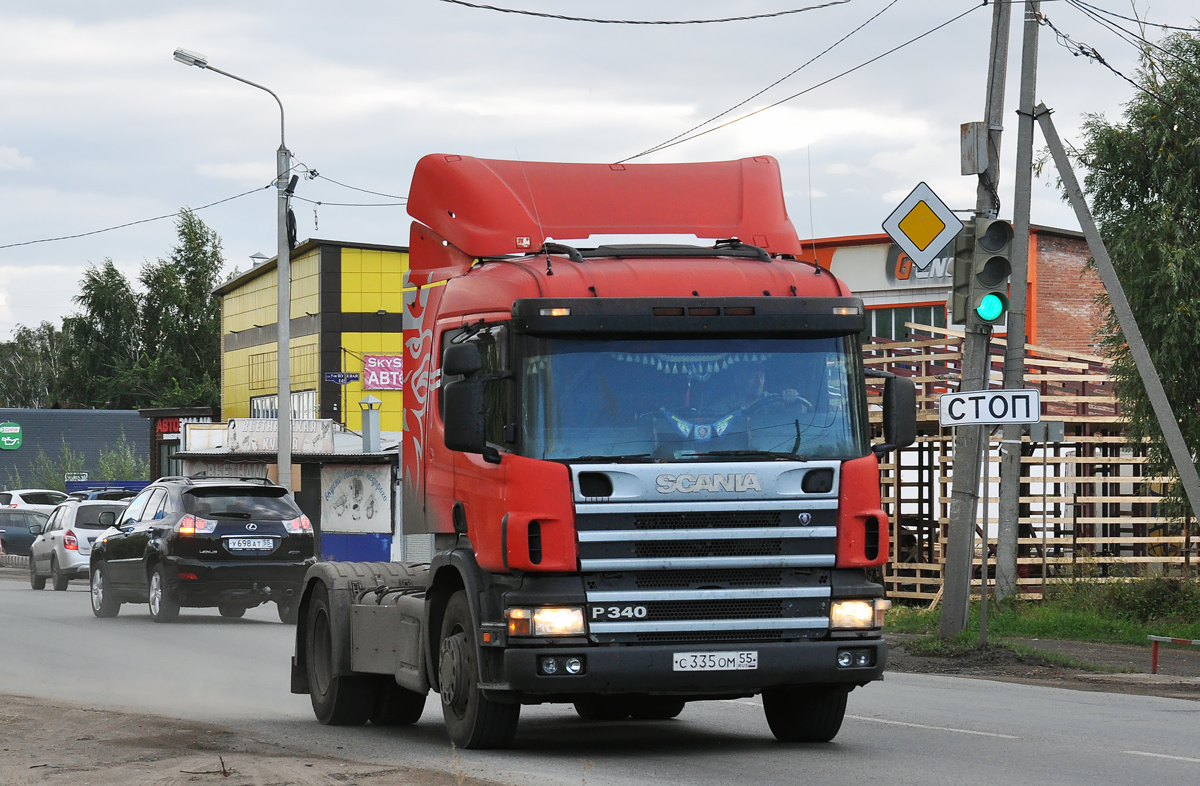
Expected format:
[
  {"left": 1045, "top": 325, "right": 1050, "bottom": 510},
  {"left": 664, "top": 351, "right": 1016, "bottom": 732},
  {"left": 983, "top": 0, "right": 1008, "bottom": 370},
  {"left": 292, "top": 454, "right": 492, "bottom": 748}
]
[
  {"left": 830, "top": 599, "right": 889, "bottom": 630},
  {"left": 506, "top": 607, "right": 586, "bottom": 637}
]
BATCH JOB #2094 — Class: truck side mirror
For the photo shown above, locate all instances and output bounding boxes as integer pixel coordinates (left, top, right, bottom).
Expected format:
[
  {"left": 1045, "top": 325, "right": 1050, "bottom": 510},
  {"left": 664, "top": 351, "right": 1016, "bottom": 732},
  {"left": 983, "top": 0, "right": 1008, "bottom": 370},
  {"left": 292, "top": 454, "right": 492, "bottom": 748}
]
[
  {"left": 875, "top": 375, "right": 917, "bottom": 457},
  {"left": 443, "top": 378, "right": 487, "bottom": 454},
  {"left": 443, "top": 343, "right": 482, "bottom": 377}
]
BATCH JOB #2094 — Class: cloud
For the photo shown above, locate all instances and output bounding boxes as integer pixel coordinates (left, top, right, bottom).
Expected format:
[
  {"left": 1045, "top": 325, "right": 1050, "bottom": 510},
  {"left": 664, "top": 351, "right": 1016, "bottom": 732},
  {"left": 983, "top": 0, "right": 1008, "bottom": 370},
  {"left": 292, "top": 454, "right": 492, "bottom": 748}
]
[
  {"left": 0, "top": 146, "right": 33, "bottom": 170},
  {"left": 195, "top": 161, "right": 274, "bottom": 185}
]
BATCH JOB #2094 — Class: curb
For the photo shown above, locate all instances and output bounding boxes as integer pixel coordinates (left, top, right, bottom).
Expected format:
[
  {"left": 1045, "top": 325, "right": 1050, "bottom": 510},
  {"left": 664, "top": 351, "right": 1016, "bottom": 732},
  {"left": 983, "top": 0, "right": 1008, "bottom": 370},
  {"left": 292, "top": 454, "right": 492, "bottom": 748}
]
[{"left": 0, "top": 554, "right": 30, "bottom": 568}]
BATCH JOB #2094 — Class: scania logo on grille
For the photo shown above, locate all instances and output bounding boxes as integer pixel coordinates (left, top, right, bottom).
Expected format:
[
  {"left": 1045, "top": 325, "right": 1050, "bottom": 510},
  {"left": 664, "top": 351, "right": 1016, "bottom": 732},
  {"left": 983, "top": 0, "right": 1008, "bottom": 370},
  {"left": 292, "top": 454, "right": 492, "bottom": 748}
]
[
  {"left": 245, "top": 523, "right": 258, "bottom": 531},
  {"left": 655, "top": 473, "right": 762, "bottom": 493}
]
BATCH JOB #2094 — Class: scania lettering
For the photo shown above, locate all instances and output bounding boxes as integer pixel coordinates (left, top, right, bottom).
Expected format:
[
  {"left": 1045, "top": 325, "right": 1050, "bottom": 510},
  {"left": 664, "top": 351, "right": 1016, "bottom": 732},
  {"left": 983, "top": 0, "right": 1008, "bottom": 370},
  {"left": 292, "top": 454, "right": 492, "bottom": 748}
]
[{"left": 290, "top": 154, "right": 917, "bottom": 748}]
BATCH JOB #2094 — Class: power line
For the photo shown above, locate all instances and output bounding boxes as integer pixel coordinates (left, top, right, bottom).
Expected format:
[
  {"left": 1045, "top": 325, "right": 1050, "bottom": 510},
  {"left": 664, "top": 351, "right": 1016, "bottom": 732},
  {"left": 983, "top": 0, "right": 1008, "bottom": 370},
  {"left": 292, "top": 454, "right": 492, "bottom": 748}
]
[
  {"left": 437, "top": 0, "right": 853, "bottom": 25},
  {"left": 292, "top": 195, "right": 407, "bottom": 208},
  {"left": 0, "top": 184, "right": 271, "bottom": 252},
  {"left": 1068, "top": 0, "right": 1199, "bottom": 33},
  {"left": 1066, "top": 0, "right": 1200, "bottom": 77},
  {"left": 618, "top": 3, "right": 983, "bottom": 162},
  {"left": 1040, "top": 12, "right": 1200, "bottom": 127},
  {"left": 625, "top": 0, "right": 902, "bottom": 162},
  {"left": 310, "top": 172, "right": 407, "bottom": 201}
]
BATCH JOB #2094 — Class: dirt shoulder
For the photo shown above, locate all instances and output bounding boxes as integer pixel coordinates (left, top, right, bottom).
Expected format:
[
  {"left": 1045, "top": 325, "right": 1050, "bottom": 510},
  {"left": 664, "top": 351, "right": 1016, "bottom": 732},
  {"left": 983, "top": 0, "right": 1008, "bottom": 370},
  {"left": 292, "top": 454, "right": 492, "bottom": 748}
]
[
  {"left": 884, "top": 632, "right": 1200, "bottom": 701},
  {"left": 0, "top": 693, "right": 503, "bottom": 786}
]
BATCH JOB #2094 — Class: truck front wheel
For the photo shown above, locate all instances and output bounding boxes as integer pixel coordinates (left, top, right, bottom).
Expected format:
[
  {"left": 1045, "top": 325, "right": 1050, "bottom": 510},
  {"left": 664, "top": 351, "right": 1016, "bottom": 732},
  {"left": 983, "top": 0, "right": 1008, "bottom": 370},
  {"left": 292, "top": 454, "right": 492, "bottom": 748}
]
[
  {"left": 306, "top": 583, "right": 374, "bottom": 725},
  {"left": 762, "top": 685, "right": 848, "bottom": 742},
  {"left": 438, "top": 591, "right": 519, "bottom": 748}
]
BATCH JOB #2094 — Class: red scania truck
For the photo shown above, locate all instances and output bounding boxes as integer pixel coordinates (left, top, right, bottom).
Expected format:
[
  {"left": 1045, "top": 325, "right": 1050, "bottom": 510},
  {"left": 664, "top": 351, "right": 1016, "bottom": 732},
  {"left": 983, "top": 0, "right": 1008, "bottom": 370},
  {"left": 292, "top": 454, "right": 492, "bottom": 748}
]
[{"left": 290, "top": 153, "right": 916, "bottom": 748}]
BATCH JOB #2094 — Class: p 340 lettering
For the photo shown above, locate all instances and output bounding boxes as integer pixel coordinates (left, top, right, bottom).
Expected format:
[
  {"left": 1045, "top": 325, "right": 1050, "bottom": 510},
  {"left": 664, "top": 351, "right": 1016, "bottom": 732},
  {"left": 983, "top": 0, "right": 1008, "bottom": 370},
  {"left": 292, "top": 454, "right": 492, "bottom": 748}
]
[{"left": 591, "top": 605, "right": 648, "bottom": 620}]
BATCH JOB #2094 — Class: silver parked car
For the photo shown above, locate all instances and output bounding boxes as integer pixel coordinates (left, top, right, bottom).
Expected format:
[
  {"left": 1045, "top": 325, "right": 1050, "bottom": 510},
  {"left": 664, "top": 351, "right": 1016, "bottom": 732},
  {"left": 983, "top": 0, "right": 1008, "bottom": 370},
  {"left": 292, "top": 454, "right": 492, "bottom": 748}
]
[{"left": 30, "top": 500, "right": 125, "bottom": 591}]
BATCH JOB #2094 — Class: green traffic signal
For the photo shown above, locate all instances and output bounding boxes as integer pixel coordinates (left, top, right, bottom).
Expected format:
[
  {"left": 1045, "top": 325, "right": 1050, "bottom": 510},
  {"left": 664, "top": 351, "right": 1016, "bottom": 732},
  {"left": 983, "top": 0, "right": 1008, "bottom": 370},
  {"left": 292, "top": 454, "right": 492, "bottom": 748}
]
[{"left": 975, "top": 292, "right": 1006, "bottom": 322}]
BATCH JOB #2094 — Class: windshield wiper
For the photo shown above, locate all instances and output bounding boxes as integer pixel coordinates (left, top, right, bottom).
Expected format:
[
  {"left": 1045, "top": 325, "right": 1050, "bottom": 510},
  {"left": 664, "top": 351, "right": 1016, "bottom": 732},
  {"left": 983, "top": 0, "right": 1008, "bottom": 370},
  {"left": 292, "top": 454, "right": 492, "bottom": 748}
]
[
  {"left": 568, "top": 453, "right": 655, "bottom": 462},
  {"left": 692, "top": 450, "right": 804, "bottom": 460}
]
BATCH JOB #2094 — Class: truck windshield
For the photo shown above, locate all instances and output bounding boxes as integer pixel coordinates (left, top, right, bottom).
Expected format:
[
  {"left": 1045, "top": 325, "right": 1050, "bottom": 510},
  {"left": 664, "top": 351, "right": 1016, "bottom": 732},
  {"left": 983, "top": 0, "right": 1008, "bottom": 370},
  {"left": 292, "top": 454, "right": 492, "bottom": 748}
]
[{"left": 519, "top": 336, "right": 868, "bottom": 461}]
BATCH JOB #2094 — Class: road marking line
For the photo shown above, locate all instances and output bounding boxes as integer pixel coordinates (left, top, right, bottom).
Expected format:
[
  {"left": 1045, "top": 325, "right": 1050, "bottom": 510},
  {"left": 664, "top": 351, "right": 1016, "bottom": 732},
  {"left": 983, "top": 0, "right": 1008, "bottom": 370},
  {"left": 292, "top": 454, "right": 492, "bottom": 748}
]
[
  {"left": 1124, "top": 751, "right": 1200, "bottom": 764},
  {"left": 846, "top": 715, "right": 1019, "bottom": 739}
]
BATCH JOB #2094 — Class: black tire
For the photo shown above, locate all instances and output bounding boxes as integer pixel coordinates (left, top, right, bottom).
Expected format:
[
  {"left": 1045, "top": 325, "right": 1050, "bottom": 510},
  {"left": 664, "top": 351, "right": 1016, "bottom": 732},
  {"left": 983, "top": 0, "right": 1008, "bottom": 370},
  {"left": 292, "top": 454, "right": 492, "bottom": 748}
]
[
  {"left": 439, "top": 591, "right": 520, "bottom": 749},
  {"left": 306, "top": 583, "right": 375, "bottom": 725},
  {"left": 277, "top": 598, "right": 300, "bottom": 625},
  {"left": 219, "top": 605, "right": 247, "bottom": 618},
  {"left": 574, "top": 696, "right": 631, "bottom": 721},
  {"left": 90, "top": 564, "right": 121, "bottom": 618},
  {"left": 51, "top": 557, "right": 69, "bottom": 591},
  {"left": 371, "top": 677, "right": 426, "bottom": 726},
  {"left": 629, "top": 698, "right": 686, "bottom": 720},
  {"left": 147, "top": 563, "right": 180, "bottom": 622},
  {"left": 762, "top": 685, "right": 849, "bottom": 743},
  {"left": 29, "top": 559, "right": 45, "bottom": 591}
]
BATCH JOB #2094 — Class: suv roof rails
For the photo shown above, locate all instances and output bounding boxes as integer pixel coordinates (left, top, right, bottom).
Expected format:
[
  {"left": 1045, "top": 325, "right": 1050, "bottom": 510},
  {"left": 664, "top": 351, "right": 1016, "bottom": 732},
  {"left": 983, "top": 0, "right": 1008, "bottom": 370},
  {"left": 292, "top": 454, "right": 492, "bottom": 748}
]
[{"left": 184, "top": 474, "right": 277, "bottom": 486}]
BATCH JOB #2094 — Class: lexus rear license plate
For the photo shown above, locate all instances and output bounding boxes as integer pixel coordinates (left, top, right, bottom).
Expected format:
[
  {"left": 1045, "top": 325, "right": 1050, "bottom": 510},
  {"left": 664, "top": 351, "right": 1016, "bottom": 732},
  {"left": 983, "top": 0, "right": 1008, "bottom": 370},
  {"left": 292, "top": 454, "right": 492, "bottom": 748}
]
[
  {"left": 227, "top": 538, "right": 273, "bottom": 550},
  {"left": 673, "top": 651, "right": 758, "bottom": 671}
]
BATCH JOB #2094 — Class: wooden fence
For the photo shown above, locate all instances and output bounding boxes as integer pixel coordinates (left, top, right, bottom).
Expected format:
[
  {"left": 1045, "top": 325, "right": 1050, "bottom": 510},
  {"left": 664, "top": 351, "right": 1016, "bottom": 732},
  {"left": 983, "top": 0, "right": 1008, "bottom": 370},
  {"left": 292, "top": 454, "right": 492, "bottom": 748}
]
[{"left": 865, "top": 324, "right": 1197, "bottom": 604}]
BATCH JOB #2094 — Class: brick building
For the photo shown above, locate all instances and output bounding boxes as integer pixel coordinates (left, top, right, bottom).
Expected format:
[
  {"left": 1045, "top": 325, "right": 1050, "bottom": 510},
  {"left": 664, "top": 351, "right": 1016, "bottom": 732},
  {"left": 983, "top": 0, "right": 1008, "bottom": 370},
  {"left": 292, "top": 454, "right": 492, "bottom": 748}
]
[{"left": 798, "top": 225, "right": 1101, "bottom": 354}]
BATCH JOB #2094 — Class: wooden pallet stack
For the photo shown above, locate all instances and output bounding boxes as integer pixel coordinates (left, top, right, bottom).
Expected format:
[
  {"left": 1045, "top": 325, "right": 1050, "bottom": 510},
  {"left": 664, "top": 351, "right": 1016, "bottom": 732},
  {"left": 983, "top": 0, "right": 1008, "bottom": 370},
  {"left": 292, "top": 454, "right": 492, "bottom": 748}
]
[{"left": 864, "top": 324, "right": 1196, "bottom": 604}]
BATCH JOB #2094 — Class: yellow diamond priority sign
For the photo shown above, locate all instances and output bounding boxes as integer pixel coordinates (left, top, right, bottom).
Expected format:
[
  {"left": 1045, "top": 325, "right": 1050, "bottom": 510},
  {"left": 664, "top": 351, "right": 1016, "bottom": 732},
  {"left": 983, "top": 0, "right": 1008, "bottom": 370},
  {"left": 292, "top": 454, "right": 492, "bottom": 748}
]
[{"left": 882, "top": 182, "right": 964, "bottom": 268}]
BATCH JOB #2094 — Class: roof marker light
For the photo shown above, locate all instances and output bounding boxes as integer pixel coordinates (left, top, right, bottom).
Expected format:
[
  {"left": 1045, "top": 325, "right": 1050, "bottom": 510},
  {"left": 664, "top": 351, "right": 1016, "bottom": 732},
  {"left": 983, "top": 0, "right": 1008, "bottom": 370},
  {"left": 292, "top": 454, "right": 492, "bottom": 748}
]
[{"left": 539, "top": 307, "right": 571, "bottom": 317}]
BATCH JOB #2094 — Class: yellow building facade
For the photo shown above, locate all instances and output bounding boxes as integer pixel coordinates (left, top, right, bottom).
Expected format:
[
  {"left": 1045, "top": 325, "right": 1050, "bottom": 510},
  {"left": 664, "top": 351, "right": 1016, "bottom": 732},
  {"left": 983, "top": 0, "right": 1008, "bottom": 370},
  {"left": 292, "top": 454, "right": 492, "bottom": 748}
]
[{"left": 217, "top": 239, "right": 409, "bottom": 432}]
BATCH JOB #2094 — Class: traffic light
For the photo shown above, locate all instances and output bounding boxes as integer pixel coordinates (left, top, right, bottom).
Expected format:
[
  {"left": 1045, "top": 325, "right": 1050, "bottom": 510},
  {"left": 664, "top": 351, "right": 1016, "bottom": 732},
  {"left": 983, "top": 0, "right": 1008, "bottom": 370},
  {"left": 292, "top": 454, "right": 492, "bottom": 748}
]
[
  {"left": 950, "top": 218, "right": 1013, "bottom": 326},
  {"left": 971, "top": 218, "right": 1013, "bottom": 325}
]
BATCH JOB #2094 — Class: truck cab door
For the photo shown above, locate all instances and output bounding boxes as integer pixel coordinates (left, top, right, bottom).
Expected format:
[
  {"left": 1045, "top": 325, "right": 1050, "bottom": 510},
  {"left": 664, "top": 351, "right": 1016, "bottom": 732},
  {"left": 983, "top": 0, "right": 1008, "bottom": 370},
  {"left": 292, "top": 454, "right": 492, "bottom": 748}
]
[{"left": 445, "top": 322, "right": 511, "bottom": 572}]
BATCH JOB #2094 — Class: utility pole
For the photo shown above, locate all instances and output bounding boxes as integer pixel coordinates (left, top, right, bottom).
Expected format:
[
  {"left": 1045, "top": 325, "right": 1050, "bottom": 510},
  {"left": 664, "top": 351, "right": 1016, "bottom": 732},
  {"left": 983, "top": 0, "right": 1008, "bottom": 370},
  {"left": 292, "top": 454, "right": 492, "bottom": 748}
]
[
  {"left": 996, "top": 1, "right": 1042, "bottom": 602},
  {"left": 940, "top": 0, "right": 1012, "bottom": 638}
]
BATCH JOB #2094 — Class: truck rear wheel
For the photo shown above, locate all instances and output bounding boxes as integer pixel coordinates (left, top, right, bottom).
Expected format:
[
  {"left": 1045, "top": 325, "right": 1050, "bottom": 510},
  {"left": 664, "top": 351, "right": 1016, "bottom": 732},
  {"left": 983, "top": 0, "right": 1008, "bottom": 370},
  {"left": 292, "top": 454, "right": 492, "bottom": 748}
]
[
  {"left": 762, "top": 685, "right": 848, "bottom": 743},
  {"left": 371, "top": 678, "right": 426, "bottom": 726},
  {"left": 306, "top": 583, "right": 374, "bottom": 725},
  {"left": 438, "top": 591, "right": 519, "bottom": 748}
]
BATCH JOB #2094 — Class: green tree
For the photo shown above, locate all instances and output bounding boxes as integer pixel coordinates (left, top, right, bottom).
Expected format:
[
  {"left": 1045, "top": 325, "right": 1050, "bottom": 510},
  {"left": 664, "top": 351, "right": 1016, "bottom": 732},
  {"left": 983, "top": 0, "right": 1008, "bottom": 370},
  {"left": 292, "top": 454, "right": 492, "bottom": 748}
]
[
  {"left": 27, "top": 441, "right": 86, "bottom": 491},
  {"left": 60, "top": 259, "right": 142, "bottom": 408},
  {"left": 97, "top": 430, "right": 150, "bottom": 481},
  {"left": 137, "top": 208, "right": 224, "bottom": 408},
  {"left": 1077, "top": 30, "right": 1200, "bottom": 520},
  {"left": 0, "top": 322, "right": 67, "bottom": 408}
]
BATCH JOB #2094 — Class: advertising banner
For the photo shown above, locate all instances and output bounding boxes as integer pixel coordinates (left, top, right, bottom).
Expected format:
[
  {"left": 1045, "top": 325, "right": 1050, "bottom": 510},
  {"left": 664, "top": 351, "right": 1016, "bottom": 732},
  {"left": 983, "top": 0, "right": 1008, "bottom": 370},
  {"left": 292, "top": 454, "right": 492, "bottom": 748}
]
[
  {"left": 0, "top": 422, "right": 21, "bottom": 450},
  {"left": 320, "top": 464, "right": 392, "bottom": 533},
  {"left": 362, "top": 354, "right": 403, "bottom": 390},
  {"left": 226, "top": 418, "right": 336, "bottom": 453}
]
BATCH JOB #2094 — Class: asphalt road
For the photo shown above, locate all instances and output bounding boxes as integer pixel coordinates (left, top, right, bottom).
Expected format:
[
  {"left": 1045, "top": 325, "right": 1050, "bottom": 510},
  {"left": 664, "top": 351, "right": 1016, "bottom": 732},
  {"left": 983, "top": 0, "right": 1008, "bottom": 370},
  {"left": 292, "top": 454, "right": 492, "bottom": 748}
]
[{"left": 3, "top": 574, "right": 1198, "bottom": 786}]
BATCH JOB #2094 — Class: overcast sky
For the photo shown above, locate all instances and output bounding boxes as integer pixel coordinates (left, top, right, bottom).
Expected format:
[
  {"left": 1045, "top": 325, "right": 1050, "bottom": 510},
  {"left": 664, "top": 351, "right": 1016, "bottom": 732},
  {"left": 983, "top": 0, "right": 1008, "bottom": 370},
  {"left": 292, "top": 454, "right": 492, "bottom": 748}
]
[{"left": 1, "top": 0, "right": 1194, "bottom": 338}]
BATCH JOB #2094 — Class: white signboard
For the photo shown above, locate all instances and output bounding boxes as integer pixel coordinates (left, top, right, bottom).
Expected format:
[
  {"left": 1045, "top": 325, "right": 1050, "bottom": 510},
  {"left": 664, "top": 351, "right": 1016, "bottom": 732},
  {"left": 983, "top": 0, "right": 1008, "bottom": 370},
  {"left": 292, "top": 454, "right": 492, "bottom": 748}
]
[
  {"left": 320, "top": 464, "right": 392, "bottom": 534},
  {"left": 882, "top": 182, "right": 965, "bottom": 269},
  {"left": 226, "top": 419, "right": 336, "bottom": 454},
  {"left": 939, "top": 389, "right": 1041, "bottom": 426}
]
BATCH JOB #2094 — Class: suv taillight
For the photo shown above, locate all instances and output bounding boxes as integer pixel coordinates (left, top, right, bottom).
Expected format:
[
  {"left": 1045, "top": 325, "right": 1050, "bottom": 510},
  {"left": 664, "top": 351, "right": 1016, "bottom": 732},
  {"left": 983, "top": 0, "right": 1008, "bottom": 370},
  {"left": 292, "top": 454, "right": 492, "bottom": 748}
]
[
  {"left": 64, "top": 530, "right": 78, "bottom": 550},
  {"left": 284, "top": 515, "right": 312, "bottom": 534},
  {"left": 176, "top": 515, "right": 217, "bottom": 535}
]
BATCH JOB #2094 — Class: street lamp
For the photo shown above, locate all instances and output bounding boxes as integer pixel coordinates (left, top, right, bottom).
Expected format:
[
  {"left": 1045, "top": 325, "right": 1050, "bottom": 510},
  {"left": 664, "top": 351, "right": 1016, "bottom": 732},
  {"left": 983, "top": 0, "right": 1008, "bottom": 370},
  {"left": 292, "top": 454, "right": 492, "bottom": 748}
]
[{"left": 174, "top": 48, "right": 295, "bottom": 492}]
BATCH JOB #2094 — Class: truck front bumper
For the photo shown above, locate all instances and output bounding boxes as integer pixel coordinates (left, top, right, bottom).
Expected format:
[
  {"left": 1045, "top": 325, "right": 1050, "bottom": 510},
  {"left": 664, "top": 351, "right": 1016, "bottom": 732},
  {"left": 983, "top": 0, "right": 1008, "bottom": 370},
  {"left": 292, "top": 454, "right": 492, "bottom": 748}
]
[{"left": 499, "top": 638, "right": 886, "bottom": 696}]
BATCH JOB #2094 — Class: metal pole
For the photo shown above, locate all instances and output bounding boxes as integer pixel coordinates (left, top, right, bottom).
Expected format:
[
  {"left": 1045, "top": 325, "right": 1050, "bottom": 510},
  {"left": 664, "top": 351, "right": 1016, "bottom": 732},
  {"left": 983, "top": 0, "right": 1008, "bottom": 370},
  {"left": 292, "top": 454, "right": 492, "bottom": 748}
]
[
  {"left": 189, "top": 59, "right": 293, "bottom": 492},
  {"left": 942, "top": 0, "right": 1011, "bottom": 638},
  {"left": 997, "top": 0, "right": 1041, "bottom": 603},
  {"left": 980, "top": 426, "right": 991, "bottom": 645},
  {"left": 1036, "top": 104, "right": 1200, "bottom": 529}
]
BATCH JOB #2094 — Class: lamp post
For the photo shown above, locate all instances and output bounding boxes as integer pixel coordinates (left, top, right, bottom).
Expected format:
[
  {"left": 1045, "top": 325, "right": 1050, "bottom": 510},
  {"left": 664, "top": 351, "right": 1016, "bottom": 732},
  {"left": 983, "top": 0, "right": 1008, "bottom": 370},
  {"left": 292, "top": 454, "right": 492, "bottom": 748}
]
[{"left": 174, "top": 49, "right": 294, "bottom": 491}]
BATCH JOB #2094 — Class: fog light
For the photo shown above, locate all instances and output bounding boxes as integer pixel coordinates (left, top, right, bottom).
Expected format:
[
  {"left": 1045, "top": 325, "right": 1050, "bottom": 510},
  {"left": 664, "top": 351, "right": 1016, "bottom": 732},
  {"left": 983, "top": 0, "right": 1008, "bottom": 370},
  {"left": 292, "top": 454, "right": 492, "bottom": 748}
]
[
  {"left": 541, "top": 657, "right": 559, "bottom": 675},
  {"left": 837, "top": 651, "right": 854, "bottom": 667},
  {"left": 565, "top": 657, "right": 583, "bottom": 674},
  {"left": 856, "top": 652, "right": 872, "bottom": 666}
]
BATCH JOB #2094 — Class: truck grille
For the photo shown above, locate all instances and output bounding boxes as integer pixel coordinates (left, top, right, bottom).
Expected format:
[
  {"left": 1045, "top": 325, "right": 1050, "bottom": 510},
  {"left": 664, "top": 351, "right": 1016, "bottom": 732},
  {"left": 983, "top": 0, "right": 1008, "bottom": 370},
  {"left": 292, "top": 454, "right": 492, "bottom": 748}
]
[{"left": 578, "top": 506, "right": 836, "bottom": 644}]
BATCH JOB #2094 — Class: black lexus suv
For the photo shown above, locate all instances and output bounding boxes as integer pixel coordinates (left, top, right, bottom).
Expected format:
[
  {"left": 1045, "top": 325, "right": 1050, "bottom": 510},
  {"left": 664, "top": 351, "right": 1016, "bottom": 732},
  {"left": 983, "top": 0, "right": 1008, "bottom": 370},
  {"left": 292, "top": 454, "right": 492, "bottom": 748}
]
[{"left": 88, "top": 477, "right": 316, "bottom": 623}]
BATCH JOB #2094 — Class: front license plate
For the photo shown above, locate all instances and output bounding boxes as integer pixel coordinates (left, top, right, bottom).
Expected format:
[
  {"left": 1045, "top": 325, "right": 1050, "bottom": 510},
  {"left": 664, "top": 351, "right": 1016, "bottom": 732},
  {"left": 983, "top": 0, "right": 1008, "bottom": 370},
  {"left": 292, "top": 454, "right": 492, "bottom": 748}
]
[
  {"left": 672, "top": 651, "right": 758, "bottom": 672},
  {"left": 226, "top": 538, "right": 274, "bottom": 550}
]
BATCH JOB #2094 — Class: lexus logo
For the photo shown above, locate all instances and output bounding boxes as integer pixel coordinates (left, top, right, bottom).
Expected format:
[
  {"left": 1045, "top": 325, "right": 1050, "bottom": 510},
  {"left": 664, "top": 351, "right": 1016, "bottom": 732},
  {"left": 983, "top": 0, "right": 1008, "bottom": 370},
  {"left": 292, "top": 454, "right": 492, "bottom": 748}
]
[{"left": 245, "top": 523, "right": 258, "bottom": 531}]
